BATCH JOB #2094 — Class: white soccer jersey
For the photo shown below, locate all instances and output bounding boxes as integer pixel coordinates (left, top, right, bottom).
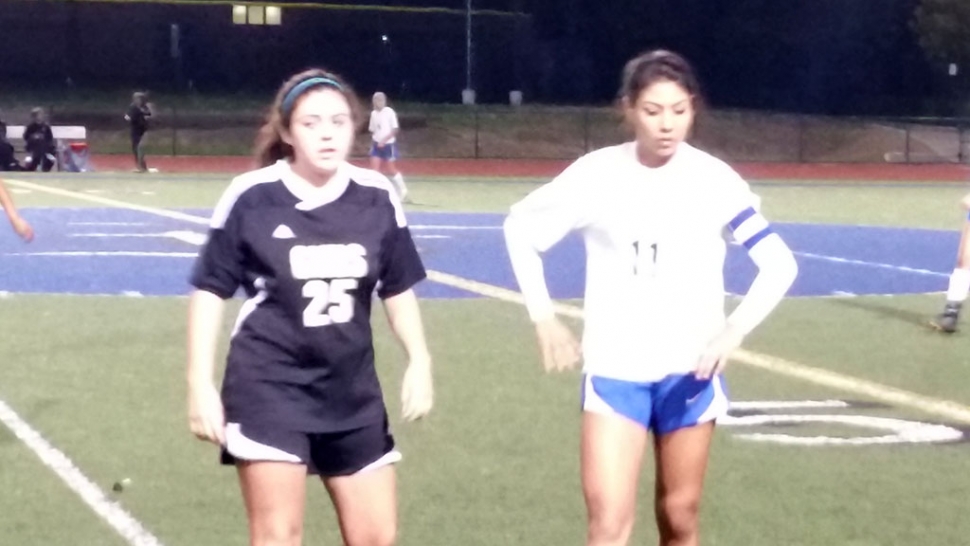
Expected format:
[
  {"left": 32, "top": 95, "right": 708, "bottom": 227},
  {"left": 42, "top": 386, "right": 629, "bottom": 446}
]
[
  {"left": 369, "top": 107, "right": 399, "bottom": 144},
  {"left": 504, "top": 142, "right": 793, "bottom": 382}
]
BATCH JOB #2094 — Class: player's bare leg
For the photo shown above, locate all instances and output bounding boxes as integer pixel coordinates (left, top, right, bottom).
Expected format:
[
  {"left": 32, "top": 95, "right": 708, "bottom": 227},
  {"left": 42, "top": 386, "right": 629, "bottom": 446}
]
[
  {"left": 653, "top": 422, "right": 715, "bottom": 546},
  {"left": 325, "top": 465, "right": 397, "bottom": 546},
  {"left": 237, "top": 461, "right": 308, "bottom": 546},
  {"left": 582, "top": 411, "right": 648, "bottom": 546}
]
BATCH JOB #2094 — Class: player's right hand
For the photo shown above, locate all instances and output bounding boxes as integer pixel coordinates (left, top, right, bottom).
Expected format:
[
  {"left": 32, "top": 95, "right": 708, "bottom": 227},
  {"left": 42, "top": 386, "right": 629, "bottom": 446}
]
[
  {"left": 10, "top": 216, "right": 33, "bottom": 242},
  {"left": 188, "top": 381, "right": 226, "bottom": 445},
  {"left": 535, "top": 317, "right": 581, "bottom": 373}
]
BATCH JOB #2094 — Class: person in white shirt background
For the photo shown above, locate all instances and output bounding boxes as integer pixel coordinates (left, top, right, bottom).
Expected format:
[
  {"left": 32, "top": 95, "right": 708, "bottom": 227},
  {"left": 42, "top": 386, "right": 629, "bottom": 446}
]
[
  {"left": 504, "top": 50, "right": 798, "bottom": 546},
  {"left": 369, "top": 92, "right": 408, "bottom": 202}
]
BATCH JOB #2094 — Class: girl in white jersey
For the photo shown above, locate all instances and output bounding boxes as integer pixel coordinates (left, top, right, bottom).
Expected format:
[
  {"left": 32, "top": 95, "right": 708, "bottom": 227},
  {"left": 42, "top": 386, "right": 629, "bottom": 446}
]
[
  {"left": 504, "top": 50, "right": 798, "bottom": 546},
  {"left": 369, "top": 92, "right": 408, "bottom": 201}
]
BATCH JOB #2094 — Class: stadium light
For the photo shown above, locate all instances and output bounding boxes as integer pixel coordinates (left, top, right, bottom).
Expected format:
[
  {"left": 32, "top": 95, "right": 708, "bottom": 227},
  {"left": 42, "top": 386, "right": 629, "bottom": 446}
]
[
  {"left": 266, "top": 6, "right": 282, "bottom": 25},
  {"left": 232, "top": 4, "right": 247, "bottom": 24},
  {"left": 247, "top": 5, "right": 264, "bottom": 24}
]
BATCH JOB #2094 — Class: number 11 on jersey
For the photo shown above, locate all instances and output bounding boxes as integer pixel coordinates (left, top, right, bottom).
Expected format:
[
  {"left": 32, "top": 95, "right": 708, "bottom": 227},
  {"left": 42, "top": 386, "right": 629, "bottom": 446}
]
[{"left": 632, "top": 241, "right": 658, "bottom": 276}]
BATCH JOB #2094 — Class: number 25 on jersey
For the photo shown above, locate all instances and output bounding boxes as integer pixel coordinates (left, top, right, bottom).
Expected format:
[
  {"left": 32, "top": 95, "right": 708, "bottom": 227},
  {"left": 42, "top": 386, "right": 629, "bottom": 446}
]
[{"left": 302, "top": 279, "right": 358, "bottom": 327}]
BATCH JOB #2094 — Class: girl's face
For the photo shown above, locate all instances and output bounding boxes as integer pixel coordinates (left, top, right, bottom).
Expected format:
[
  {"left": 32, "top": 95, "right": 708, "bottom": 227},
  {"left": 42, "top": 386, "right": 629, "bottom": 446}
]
[
  {"left": 283, "top": 88, "right": 356, "bottom": 177},
  {"left": 624, "top": 79, "right": 694, "bottom": 167}
]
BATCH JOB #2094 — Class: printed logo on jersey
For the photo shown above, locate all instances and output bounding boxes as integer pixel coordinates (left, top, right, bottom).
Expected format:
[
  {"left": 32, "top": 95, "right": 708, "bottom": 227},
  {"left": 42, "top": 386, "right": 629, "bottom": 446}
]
[
  {"left": 272, "top": 224, "right": 296, "bottom": 239},
  {"left": 289, "top": 243, "right": 369, "bottom": 327}
]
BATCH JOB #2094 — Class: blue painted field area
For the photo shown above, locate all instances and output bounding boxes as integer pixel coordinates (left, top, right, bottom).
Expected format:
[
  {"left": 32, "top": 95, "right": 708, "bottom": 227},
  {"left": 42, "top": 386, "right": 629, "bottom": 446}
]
[{"left": 0, "top": 208, "right": 957, "bottom": 299}]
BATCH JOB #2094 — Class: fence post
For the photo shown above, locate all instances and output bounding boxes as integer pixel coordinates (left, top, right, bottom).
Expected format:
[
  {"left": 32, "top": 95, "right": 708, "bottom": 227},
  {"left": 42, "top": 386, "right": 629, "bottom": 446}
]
[
  {"left": 904, "top": 124, "right": 910, "bottom": 164},
  {"left": 960, "top": 123, "right": 967, "bottom": 164},
  {"left": 583, "top": 107, "right": 591, "bottom": 153},
  {"left": 797, "top": 114, "right": 805, "bottom": 163},
  {"left": 474, "top": 107, "right": 480, "bottom": 159},
  {"left": 171, "top": 105, "right": 177, "bottom": 156}
]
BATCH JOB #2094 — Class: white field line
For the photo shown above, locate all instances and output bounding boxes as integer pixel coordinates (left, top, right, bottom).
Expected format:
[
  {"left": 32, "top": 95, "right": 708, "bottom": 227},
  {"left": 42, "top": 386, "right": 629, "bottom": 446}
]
[{"left": 0, "top": 399, "right": 164, "bottom": 545}]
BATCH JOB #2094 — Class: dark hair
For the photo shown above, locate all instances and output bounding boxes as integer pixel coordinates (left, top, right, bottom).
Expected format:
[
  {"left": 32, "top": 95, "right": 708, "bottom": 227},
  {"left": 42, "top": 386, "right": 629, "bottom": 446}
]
[
  {"left": 619, "top": 50, "right": 702, "bottom": 105},
  {"left": 254, "top": 68, "right": 363, "bottom": 168}
]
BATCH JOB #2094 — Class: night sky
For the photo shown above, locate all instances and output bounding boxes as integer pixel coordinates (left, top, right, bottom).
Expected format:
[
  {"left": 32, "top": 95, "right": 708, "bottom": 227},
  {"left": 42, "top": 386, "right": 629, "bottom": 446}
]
[
  {"left": 0, "top": 0, "right": 955, "bottom": 115},
  {"left": 363, "top": 0, "right": 947, "bottom": 114}
]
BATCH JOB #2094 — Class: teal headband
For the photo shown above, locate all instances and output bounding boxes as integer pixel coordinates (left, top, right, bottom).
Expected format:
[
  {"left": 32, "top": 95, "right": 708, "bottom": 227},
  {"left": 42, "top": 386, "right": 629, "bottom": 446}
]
[{"left": 281, "top": 77, "right": 343, "bottom": 117}]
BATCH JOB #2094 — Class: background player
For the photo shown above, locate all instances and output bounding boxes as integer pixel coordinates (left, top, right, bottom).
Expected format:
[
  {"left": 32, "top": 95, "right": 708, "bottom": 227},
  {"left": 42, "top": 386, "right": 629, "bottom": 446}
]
[
  {"left": 125, "top": 92, "right": 153, "bottom": 173},
  {"left": 503, "top": 50, "right": 798, "bottom": 546},
  {"left": 368, "top": 92, "right": 408, "bottom": 201},
  {"left": 0, "top": 177, "right": 34, "bottom": 242},
  {"left": 931, "top": 192, "right": 970, "bottom": 333},
  {"left": 187, "top": 69, "right": 433, "bottom": 546}
]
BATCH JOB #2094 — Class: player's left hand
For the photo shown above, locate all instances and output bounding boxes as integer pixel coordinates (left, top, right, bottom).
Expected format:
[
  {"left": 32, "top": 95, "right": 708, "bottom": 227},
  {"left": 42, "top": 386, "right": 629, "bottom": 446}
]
[
  {"left": 401, "top": 357, "right": 433, "bottom": 421},
  {"left": 695, "top": 324, "right": 745, "bottom": 380},
  {"left": 10, "top": 216, "right": 33, "bottom": 242}
]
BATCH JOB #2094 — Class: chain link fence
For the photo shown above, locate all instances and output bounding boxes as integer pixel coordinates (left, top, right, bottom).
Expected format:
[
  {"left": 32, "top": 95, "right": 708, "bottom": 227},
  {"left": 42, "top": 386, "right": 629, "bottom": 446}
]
[{"left": 5, "top": 103, "right": 970, "bottom": 163}]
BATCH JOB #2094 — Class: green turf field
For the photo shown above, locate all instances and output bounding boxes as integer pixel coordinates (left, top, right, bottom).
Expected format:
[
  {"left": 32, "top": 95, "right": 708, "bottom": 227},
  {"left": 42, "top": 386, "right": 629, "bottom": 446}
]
[{"left": 1, "top": 172, "right": 969, "bottom": 545}]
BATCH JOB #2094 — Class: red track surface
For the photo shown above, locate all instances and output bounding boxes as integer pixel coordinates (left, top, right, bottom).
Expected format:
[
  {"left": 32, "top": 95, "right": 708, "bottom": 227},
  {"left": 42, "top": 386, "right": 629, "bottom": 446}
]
[{"left": 89, "top": 154, "right": 970, "bottom": 182}]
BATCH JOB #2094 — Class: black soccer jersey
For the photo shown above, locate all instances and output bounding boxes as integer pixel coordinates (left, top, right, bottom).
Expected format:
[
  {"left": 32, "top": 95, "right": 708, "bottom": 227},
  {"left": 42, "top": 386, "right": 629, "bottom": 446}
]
[{"left": 190, "top": 161, "right": 427, "bottom": 432}]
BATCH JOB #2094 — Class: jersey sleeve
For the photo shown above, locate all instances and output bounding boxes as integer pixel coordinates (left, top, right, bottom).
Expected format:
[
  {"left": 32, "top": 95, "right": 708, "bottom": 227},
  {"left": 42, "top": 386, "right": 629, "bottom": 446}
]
[
  {"left": 377, "top": 195, "right": 426, "bottom": 299},
  {"left": 715, "top": 164, "right": 798, "bottom": 334},
  {"left": 506, "top": 157, "right": 594, "bottom": 253},
  {"left": 188, "top": 184, "right": 247, "bottom": 299},
  {"left": 388, "top": 109, "right": 399, "bottom": 130},
  {"left": 718, "top": 168, "right": 770, "bottom": 251},
  {"left": 368, "top": 111, "right": 378, "bottom": 134},
  {"left": 504, "top": 157, "right": 594, "bottom": 320}
]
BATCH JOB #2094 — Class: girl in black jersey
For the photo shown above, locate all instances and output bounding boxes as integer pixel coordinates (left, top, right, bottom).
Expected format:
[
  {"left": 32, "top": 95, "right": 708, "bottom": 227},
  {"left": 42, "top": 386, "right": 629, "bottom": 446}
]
[{"left": 187, "top": 69, "right": 433, "bottom": 546}]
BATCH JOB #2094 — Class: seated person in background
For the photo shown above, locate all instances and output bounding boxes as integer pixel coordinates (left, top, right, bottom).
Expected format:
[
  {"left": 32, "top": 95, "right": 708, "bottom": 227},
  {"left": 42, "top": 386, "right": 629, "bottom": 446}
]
[
  {"left": 0, "top": 110, "right": 18, "bottom": 171},
  {"left": 23, "top": 107, "right": 55, "bottom": 172},
  {"left": 0, "top": 137, "right": 21, "bottom": 172}
]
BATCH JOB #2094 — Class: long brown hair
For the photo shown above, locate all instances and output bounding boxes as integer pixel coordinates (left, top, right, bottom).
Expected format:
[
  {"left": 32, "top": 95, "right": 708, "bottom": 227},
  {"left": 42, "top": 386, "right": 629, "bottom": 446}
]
[{"left": 254, "top": 68, "right": 363, "bottom": 168}]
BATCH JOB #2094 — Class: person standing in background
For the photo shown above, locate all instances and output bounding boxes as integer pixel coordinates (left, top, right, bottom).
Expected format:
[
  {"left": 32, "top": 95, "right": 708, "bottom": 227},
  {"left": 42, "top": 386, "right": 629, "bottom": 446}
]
[
  {"left": 369, "top": 92, "right": 408, "bottom": 202},
  {"left": 125, "top": 92, "right": 153, "bottom": 173}
]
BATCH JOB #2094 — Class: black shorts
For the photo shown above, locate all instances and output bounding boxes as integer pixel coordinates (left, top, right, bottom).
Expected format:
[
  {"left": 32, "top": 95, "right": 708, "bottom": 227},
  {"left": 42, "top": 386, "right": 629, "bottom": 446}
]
[{"left": 221, "top": 416, "right": 398, "bottom": 477}]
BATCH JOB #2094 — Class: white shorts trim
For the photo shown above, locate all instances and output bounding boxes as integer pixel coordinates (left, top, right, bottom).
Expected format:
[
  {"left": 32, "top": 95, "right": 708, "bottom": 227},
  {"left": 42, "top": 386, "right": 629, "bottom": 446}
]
[
  {"left": 357, "top": 450, "right": 403, "bottom": 474},
  {"left": 225, "top": 422, "right": 302, "bottom": 464},
  {"left": 224, "top": 423, "right": 402, "bottom": 474},
  {"left": 582, "top": 374, "right": 616, "bottom": 417}
]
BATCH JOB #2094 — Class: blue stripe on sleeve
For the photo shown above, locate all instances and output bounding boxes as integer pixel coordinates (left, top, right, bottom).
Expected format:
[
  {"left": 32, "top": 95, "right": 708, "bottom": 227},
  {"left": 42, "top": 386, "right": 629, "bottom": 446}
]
[
  {"left": 742, "top": 227, "right": 774, "bottom": 250},
  {"left": 728, "top": 207, "right": 757, "bottom": 231}
]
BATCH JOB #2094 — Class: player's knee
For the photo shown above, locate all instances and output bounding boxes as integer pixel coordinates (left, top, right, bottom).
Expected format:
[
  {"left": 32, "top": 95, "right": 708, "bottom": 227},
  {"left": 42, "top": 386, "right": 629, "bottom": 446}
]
[
  {"left": 344, "top": 522, "right": 396, "bottom": 546},
  {"left": 656, "top": 492, "right": 700, "bottom": 541},
  {"left": 251, "top": 519, "right": 302, "bottom": 546},
  {"left": 587, "top": 504, "right": 635, "bottom": 544}
]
